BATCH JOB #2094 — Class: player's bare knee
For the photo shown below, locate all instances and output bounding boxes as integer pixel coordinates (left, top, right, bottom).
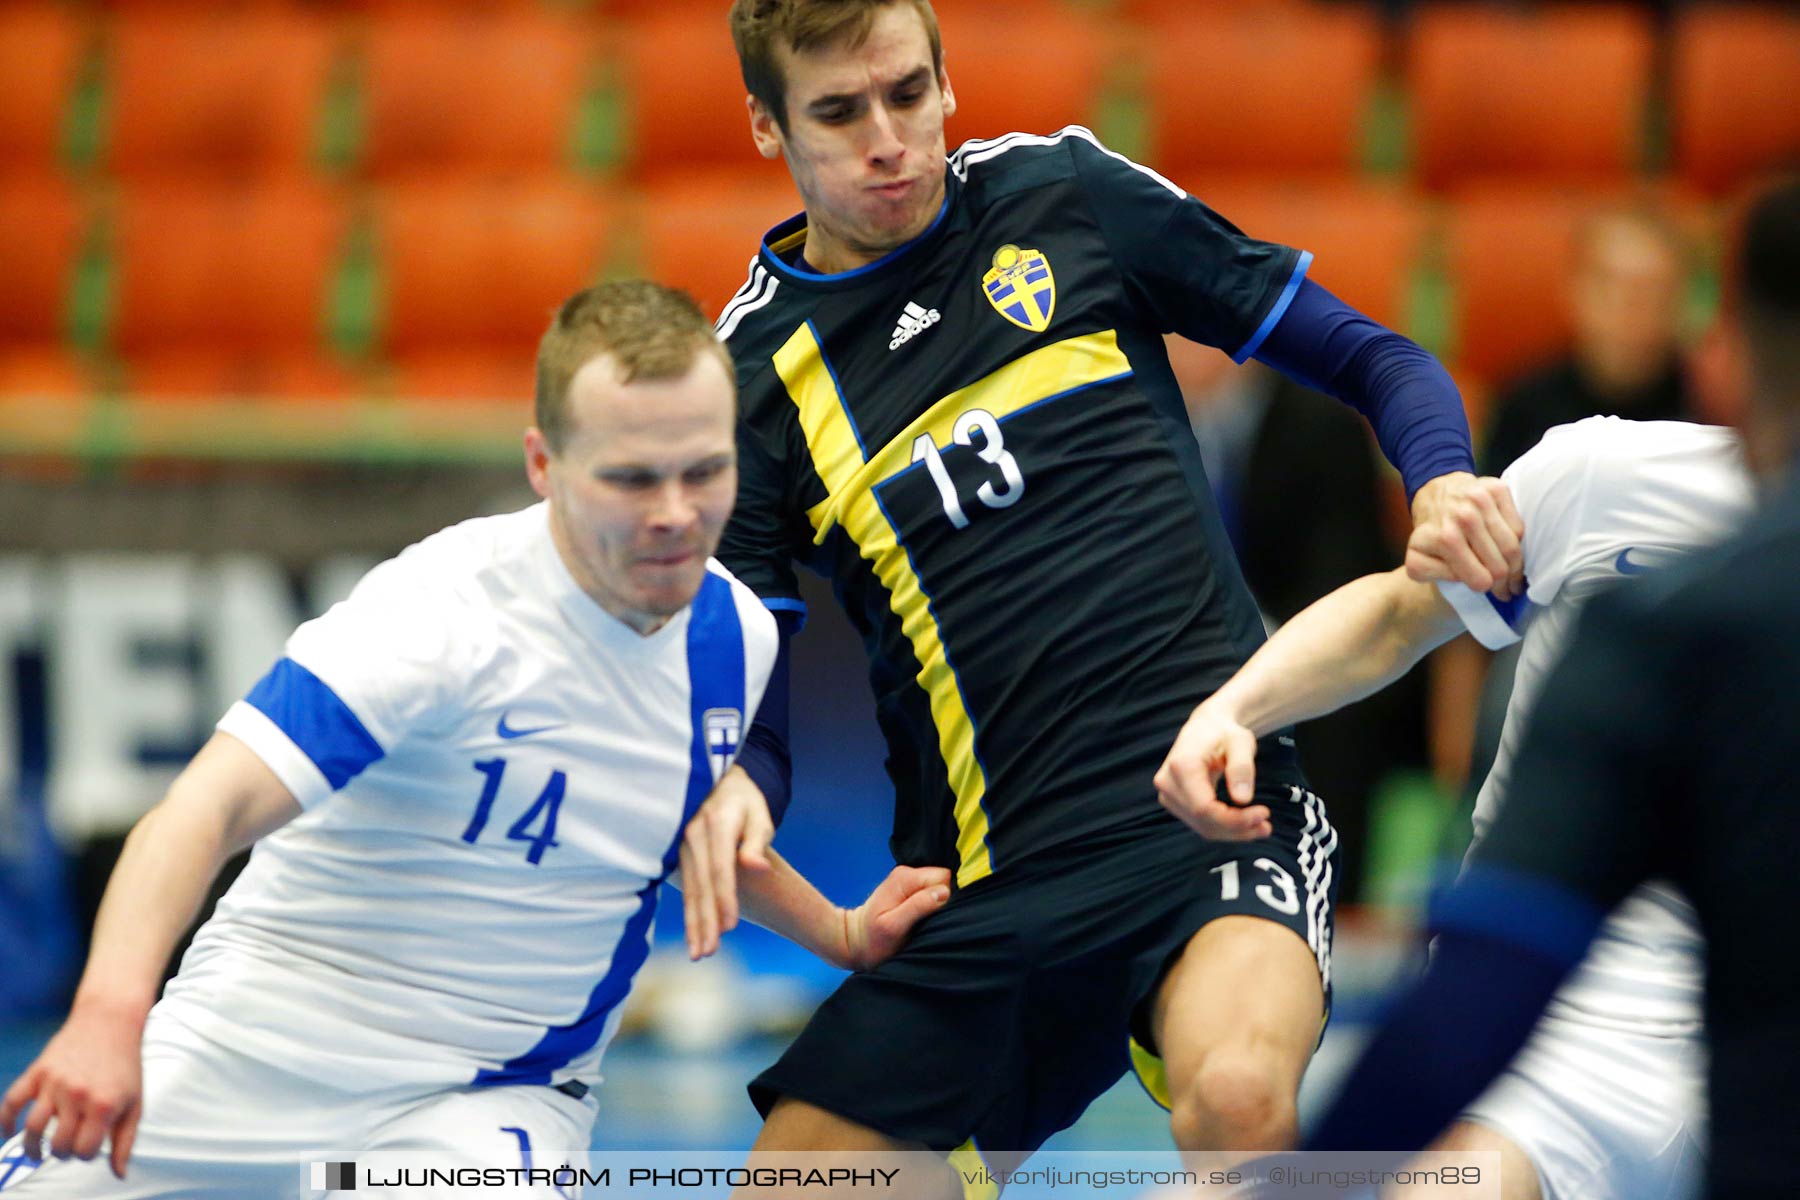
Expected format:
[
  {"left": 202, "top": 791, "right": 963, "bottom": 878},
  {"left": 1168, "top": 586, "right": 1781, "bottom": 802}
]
[{"left": 1168, "top": 1048, "right": 1297, "bottom": 1152}]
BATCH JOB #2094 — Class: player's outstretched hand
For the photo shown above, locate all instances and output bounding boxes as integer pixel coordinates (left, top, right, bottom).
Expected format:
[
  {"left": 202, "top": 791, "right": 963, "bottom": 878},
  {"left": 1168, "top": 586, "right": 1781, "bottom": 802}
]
[
  {"left": 1406, "top": 472, "right": 1525, "bottom": 600},
  {"left": 0, "top": 998, "right": 145, "bottom": 1179},
  {"left": 1154, "top": 704, "right": 1272, "bottom": 842},
  {"left": 680, "top": 767, "right": 776, "bottom": 961},
  {"left": 843, "top": 866, "right": 952, "bottom": 971}
]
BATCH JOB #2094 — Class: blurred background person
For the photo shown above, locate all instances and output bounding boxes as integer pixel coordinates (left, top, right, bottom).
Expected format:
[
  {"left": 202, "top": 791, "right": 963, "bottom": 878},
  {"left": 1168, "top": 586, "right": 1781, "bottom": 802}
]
[{"left": 1482, "top": 208, "right": 1702, "bottom": 475}]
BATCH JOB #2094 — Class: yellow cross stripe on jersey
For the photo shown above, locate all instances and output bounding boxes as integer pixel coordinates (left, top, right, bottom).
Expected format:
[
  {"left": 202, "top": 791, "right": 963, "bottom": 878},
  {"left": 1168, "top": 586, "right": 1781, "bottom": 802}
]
[{"left": 772, "top": 326, "right": 1132, "bottom": 887}]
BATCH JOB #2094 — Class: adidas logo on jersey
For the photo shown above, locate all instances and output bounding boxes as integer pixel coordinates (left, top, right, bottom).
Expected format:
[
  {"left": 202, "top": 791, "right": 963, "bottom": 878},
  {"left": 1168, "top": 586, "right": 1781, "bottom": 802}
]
[{"left": 889, "top": 301, "right": 942, "bottom": 350}]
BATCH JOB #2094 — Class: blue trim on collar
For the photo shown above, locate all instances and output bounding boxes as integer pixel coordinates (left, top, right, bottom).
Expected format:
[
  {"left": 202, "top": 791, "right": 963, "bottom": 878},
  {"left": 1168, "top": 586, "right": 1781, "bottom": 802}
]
[{"left": 759, "top": 174, "right": 956, "bottom": 285}]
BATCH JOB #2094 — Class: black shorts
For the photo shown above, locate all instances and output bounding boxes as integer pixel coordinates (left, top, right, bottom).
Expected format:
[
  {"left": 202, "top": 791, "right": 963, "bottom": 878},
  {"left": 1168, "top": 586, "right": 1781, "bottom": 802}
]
[{"left": 749, "top": 781, "right": 1338, "bottom": 1153}]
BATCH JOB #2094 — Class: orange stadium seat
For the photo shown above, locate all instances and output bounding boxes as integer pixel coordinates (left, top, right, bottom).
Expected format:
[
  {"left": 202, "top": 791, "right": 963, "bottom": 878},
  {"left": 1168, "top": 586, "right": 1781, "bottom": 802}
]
[
  {"left": 0, "top": 177, "right": 90, "bottom": 347},
  {"left": 616, "top": 11, "right": 762, "bottom": 176},
  {"left": 1445, "top": 186, "right": 1587, "bottom": 385},
  {"left": 361, "top": 11, "right": 596, "bottom": 178},
  {"left": 103, "top": 11, "right": 338, "bottom": 178},
  {"left": 599, "top": 0, "right": 738, "bottom": 13},
  {"left": 638, "top": 172, "right": 805, "bottom": 322},
  {"left": 1181, "top": 177, "right": 1427, "bottom": 332},
  {"left": 111, "top": 181, "right": 355, "bottom": 399},
  {"left": 120, "top": 348, "right": 365, "bottom": 404},
  {"left": 322, "top": 0, "right": 555, "bottom": 9},
  {"left": 1146, "top": 9, "right": 1382, "bottom": 177},
  {"left": 0, "top": 346, "right": 95, "bottom": 401},
  {"left": 1671, "top": 6, "right": 1800, "bottom": 196},
  {"left": 88, "top": 0, "right": 295, "bottom": 9},
  {"left": 1408, "top": 6, "right": 1654, "bottom": 191},
  {"left": 0, "top": 177, "right": 94, "bottom": 400},
  {"left": 374, "top": 177, "right": 613, "bottom": 398},
  {"left": 935, "top": 5, "right": 1108, "bottom": 145},
  {"left": 1122, "top": 0, "right": 1312, "bottom": 17},
  {"left": 0, "top": 6, "right": 89, "bottom": 172}
]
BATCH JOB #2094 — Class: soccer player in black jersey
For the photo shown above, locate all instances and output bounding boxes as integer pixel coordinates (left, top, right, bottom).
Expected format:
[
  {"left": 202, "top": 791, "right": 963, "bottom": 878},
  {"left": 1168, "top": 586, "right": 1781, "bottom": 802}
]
[{"left": 694, "top": 0, "right": 1526, "bottom": 1178}]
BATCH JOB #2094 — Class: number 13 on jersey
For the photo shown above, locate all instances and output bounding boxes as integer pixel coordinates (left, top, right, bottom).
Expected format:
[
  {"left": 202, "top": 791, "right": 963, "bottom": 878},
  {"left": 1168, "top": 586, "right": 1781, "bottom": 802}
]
[{"left": 909, "top": 408, "right": 1026, "bottom": 529}]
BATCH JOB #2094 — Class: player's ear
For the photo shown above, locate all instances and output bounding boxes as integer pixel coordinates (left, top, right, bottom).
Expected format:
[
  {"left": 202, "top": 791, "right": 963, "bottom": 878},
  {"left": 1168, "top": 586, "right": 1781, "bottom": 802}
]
[
  {"left": 523, "top": 427, "right": 554, "bottom": 500},
  {"left": 748, "top": 94, "right": 784, "bottom": 161},
  {"left": 938, "top": 67, "right": 955, "bottom": 120}
]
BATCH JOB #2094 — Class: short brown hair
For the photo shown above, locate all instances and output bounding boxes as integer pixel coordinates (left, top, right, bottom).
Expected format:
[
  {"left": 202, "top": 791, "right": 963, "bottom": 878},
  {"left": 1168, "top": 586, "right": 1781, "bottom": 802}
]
[
  {"left": 534, "top": 281, "right": 735, "bottom": 452},
  {"left": 729, "top": 0, "right": 942, "bottom": 132}
]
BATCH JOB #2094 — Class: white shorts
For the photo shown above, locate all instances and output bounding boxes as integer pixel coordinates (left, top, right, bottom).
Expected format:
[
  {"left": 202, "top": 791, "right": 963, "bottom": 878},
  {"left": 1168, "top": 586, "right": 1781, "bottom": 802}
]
[
  {"left": 1459, "top": 1006, "right": 1706, "bottom": 1200},
  {"left": 0, "top": 1010, "right": 596, "bottom": 1198}
]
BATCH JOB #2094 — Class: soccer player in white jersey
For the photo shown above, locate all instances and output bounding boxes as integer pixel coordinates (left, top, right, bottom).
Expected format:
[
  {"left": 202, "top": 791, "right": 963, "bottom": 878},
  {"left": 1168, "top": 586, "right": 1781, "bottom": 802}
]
[
  {"left": 1154, "top": 415, "right": 1755, "bottom": 1200},
  {"left": 0, "top": 281, "right": 950, "bottom": 1198}
]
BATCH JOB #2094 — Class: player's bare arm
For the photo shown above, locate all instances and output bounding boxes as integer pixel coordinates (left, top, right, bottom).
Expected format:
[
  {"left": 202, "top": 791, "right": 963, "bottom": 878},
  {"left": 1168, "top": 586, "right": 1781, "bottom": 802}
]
[
  {"left": 0, "top": 732, "right": 301, "bottom": 1178},
  {"left": 1156, "top": 568, "right": 1466, "bottom": 841},
  {"left": 1408, "top": 472, "right": 1526, "bottom": 599},
  {"left": 677, "top": 765, "right": 950, "bottom": 966},
  {"left": 734, "top": 848, "right": 951, "bottom": 971}
]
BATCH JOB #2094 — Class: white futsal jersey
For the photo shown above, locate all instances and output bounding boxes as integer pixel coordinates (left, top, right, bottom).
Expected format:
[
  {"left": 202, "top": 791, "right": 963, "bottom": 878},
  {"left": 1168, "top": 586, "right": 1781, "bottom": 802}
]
[
  {"left": 158, "top": 502, "right": 778, "bottom": 1096},
  {"left": 1441, "top": 417, "right": 1753, "bottom": 1037}
]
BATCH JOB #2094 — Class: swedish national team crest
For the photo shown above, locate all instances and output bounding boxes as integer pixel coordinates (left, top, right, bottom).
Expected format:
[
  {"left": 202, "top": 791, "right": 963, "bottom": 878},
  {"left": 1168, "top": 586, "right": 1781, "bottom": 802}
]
[
  {"left": 703, "top": 707, "right": 743, "bottom": 782},
  {"left": 982, "top": 244, "right": 1056, "bottom": 332}
]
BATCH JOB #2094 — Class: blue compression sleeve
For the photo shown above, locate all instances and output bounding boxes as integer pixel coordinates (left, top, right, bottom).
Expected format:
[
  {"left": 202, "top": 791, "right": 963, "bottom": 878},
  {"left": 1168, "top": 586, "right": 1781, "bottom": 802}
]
[
  {"left": 1252, "top": 279, "right": 1476, "bottom": 503},
  {"left": 1304, "top": 868, "right": 1602, "bottom": 1153},
  {"left": 735, "top": 609, "right": 796, "bottom": 826}
]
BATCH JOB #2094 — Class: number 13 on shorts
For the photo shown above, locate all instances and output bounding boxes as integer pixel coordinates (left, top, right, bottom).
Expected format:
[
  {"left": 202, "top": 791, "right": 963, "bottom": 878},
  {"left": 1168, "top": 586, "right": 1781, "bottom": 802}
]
[{"left": 1211, "top": 858, "right": 1302, "bottom": 916}]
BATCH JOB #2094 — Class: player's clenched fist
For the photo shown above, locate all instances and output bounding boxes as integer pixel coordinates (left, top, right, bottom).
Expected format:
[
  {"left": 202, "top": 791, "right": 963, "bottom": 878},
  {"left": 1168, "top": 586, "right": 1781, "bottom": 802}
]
[
  {"left": 0, "top": 997, "right": 146, "bottom": 1179},
  {"left": 1407, "top": 471, "right": 1526, "bottom": 599},
  {"left": 1153, "top": 703, "right": 1272, "bottom": 842}
]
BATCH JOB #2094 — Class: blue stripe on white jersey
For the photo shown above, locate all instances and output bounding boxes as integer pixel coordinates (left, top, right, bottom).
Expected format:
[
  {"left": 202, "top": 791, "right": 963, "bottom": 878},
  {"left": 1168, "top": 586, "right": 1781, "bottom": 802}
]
[
  {"left": 677, "top": 570, "right": 749, "bottom": 868},
  {"left": 245, "top": 657, "right": 385, "bottom": 789},
  {"left": 470, "top": 570, "right": 746, "bottom": 1088}
]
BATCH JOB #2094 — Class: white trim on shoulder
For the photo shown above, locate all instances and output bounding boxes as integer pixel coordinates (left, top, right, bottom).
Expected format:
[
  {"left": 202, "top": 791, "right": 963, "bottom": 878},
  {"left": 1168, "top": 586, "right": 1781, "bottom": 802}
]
[
  {"left": 715, "top": 261, "right": 779, "bottom": 339},
  {"left": 950, "top": 124, "right": 1188, "bottom": 199},
  {"left": 216, "top": 700, "right": 333, "bottom": 810}
]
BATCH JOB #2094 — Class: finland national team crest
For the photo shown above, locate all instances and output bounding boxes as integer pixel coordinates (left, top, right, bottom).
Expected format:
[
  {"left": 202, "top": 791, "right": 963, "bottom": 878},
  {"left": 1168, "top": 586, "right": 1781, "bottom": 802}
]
[
  {"left": 982, "top": 243, "right": 1056, "bottom": 332},
  {"left": 703, "top": 707, "right": 743, "bottom": 781},
  {"left": 0, "top": 1140, "right": 42, "bottom": 1190}
]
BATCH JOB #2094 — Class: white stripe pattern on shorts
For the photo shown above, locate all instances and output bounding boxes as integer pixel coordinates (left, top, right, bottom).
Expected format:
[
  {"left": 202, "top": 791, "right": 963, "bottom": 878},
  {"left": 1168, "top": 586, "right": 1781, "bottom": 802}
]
[{"left": 1292, "top": 785, "right": 1338, "bottom": 991}]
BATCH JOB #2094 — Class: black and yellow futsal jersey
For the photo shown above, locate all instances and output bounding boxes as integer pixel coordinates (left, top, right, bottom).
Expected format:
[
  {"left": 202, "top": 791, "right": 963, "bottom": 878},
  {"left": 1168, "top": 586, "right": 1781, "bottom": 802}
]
[{"left": 717, "top": 126, "right": 1314, "bottom": 889}]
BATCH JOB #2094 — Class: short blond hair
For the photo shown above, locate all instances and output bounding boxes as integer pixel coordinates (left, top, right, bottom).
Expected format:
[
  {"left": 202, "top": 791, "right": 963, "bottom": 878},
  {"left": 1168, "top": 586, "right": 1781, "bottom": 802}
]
[
  {"left": 729, "top": 0, "right": 942, "bottom": 132},
  {"left": 535, "top": 281, "right": 734, "bottom": 452}
]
